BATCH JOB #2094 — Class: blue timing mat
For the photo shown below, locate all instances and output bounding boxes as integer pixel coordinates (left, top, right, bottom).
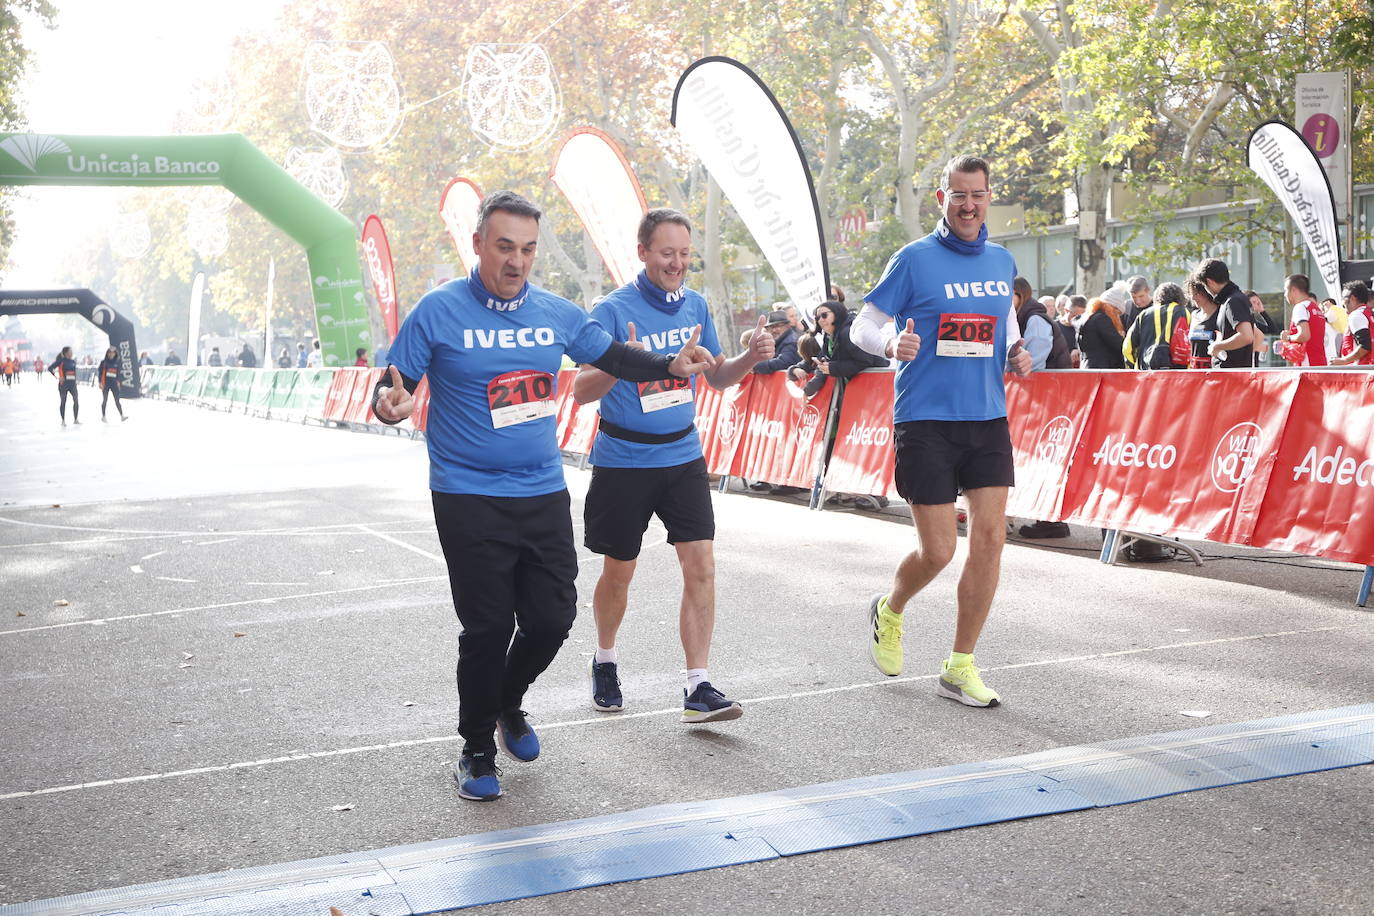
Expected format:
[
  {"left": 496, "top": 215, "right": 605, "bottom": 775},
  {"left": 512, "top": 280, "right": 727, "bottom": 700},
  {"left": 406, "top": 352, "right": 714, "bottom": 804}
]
[{"left": 10, "top": 704, "right": 1373, "bottom": 916}]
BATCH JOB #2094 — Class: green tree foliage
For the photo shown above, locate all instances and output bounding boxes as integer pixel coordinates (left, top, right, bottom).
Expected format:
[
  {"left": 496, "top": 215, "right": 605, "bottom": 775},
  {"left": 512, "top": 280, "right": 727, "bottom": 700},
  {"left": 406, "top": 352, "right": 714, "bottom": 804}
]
[{"left": 0, "top": 0, "right": 55, "bottom": 271}]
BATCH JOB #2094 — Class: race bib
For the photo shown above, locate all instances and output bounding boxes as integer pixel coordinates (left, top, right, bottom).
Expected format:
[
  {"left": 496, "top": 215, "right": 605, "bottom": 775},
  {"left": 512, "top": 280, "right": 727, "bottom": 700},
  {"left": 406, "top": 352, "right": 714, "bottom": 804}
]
[
  {"left": 936, "top": 313, "right": 996, "bottom": 357},
  {"left": 486, "top": 370, "right": 556, "bottom": 428},
  {"left": 638, "top": 376, "right": 693, "bottom": 413}
]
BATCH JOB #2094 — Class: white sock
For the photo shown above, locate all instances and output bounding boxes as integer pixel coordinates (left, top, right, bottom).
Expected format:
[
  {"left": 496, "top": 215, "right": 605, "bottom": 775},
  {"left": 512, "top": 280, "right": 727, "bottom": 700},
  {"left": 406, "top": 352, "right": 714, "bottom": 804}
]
[
  {"left": 594, "top": 647, "right": 618, "bottom": 664},
  {"left": 686, "top": 668, "right": 708, "bottom": 691}
]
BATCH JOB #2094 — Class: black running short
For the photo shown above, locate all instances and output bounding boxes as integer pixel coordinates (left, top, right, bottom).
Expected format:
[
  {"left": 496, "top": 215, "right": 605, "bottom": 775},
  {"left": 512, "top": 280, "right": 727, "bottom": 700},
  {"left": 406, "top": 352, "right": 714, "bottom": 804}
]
[
  {"left": 893, "top": 418, "right": 1014, "bottom": 506},
  {"left": 583, "top": 458, "right": 714, "bottom": 561}
]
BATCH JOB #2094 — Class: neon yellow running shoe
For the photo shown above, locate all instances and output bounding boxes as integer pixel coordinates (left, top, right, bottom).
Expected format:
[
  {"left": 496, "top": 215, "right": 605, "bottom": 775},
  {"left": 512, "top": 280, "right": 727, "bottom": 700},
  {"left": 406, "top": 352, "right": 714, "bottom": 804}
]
[
  {"left": 868, "top": 594, "right": 903, "bottom": 676},
  {"left": 937, "top": 656, "right": 1000, "bottom": 707}
]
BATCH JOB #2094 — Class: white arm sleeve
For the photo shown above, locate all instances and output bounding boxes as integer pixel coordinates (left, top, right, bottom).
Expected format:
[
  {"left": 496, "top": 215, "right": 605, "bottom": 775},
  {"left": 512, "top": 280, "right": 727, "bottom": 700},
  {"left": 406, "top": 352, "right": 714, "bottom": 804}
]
[
  {"left": 1006, "top": 301, "right": 1021, "bottom": 354},
  {"left": 850, "top": 304, "right": 895, "bottom": 358}
]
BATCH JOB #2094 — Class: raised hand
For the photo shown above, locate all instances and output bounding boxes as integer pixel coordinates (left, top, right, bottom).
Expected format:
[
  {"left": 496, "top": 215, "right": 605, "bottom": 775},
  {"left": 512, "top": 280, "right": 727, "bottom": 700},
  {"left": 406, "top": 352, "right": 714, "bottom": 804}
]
[
  {"left": 625, "top": 321, "right": 646, "bottom": 350},
  {"left": 668, "top": 325, "right": 714, "bottom": 378},
  {"left": 892, "top": 318, "right": 921, "bottom": 361},
  {"left": 374, "top": 365, "right": 415, "bottom": 422},
  {"left": 747, "top": 314, "right": 775, "bottom": 362}
]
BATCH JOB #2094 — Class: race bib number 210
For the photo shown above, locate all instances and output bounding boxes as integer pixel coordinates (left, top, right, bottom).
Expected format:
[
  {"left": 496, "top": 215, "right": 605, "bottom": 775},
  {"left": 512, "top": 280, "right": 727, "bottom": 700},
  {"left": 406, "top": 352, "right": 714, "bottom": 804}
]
[{"left": 487, "top": 370, "right": 556, "bottom": 428}]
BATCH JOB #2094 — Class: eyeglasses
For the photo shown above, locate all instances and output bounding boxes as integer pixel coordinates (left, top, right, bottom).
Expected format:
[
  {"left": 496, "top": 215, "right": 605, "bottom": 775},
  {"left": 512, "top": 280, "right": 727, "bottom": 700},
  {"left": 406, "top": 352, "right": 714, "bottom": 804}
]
[{"left": 942, "top": 190, "right": 991, "bottom": 205}]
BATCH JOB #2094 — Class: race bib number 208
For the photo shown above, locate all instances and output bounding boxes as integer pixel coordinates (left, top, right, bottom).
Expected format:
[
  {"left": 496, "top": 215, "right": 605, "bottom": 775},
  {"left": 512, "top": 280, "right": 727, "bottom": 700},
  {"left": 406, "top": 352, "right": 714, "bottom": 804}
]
[
  {"left": 487, "top": 370, "right": 556, "bottom": 428},
  {"left": 936, "top": 313, "right": 996, "bottom": 358}
]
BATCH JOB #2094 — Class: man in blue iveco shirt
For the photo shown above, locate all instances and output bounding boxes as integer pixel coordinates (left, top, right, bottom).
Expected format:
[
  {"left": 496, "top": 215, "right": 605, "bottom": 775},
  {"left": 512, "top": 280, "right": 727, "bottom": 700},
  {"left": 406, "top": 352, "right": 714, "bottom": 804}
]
[
  {"left": 572, "top": 208, "right": 775, "bottom": 725},
  {"left": 372, "top": 191, "right": 714, "bottom": 802},
  {"left": 849, "top": 155, "right": 1032, "bottom": 709}
]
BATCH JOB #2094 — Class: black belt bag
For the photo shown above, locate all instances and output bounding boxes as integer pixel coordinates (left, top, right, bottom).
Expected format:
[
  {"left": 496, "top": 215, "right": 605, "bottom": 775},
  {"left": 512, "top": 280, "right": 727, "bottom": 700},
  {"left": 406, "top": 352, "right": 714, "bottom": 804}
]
[{"left": 597, "top": 418, "right": 695, "bottom": 445}]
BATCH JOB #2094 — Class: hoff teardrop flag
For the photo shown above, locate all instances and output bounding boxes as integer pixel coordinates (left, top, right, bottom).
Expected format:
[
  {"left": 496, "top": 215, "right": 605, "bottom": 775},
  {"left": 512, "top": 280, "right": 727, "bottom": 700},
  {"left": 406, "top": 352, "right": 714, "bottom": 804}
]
[
  {"left": 1247, "top": 121, "right": 1342, "bottom": 300},
  {"left": 550, "top": 126, "right": 648, "bottom": 287},
  {"left": 361, "top": 215, "right": 398, "bottom": 341},
  {"left": 672, "top": 57, "right": 829, "bottom": 312},
  {"left": 439, "top": 177, "right": 484, "bottom": 275}
]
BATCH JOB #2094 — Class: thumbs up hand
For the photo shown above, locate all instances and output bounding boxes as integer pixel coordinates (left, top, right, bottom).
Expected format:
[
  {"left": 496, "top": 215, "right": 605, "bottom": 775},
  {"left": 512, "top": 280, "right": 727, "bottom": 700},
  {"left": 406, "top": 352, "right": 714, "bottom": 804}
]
[
  {"left": 891, "top": 318, "right": 921, "bottom": 362},
  {"left": 374, "top": 365, "right": 414, "bottom": 422},
  {"left": 625, "top": 321, "right": 646, "bottom": 350},
  {"left": 747, "top": 314, "right": 774, "bottom": 363}
]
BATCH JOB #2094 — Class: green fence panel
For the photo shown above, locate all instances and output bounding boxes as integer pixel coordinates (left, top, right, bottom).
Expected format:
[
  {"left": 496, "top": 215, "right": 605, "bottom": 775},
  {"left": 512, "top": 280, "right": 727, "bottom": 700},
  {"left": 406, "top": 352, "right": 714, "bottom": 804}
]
[
  {"left": 247, "top": 371, "right": 275, "bottom": 413},
  {"left": 301, "top": 368, "right": 336, "bottom": 418},
  {"left": 269, "top": 370, "right": 298, "bottom": 413}
]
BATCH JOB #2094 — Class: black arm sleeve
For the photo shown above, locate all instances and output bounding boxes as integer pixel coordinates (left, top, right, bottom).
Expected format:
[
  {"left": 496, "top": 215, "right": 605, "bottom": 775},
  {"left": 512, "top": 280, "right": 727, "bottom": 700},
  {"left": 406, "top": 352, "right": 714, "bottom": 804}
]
[
  {"left": 371, "top": 366, "right": 421, "bottom": 426},
  {"left": 588, "top": 339, "right": 675, "bottom": 382},
  {"left": 1356, "top": 328, "right": 1372, "bottom": 353}
]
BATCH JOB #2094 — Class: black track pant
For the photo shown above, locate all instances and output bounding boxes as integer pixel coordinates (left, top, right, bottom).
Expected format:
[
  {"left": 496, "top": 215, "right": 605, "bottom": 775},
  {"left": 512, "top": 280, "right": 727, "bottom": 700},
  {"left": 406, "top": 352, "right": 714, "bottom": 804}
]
[
  {"left": 58, "top": 381, "right": 78, "bottom": 421},
  {"left": 101, "top": 384, "right": 123, "bottom": 418},
  {"left": 431, "top": 489, "right": 578, "bottom": 755}
]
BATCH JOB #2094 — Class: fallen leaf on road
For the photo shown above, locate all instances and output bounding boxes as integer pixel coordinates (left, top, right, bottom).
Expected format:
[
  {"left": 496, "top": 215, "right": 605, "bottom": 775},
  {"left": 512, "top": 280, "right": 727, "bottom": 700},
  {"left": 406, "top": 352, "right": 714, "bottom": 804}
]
[
  {"left": 402, "top": 701, "right": 415, "bottom": 707},
  {"left": 233, "top": 632, "right": 247, "bottom": 638},
  {"left": 51, "top": 504, "right": 61, "bottom": 508},
  {"left": 332, "top": 804, "right": 354, "bottom": 812},
  {"left": 1180, "top": 710, "right": 1212, "bottom": 718},
  {"left": 53, "top": 599, "right": 70, "bottom": 607},
  {"left": 179, "top": 663, "right": 193, "bottom": 669},
  {"left": 16, "top": 612, "right": 25, "bottom": 617}
]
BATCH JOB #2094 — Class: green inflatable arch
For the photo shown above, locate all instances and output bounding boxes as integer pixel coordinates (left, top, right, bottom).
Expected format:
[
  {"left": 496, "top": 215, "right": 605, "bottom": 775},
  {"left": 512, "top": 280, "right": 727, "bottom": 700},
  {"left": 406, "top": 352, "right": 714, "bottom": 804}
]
[{"left": 0, "top": 132, "right": 368, "bottom": 366}]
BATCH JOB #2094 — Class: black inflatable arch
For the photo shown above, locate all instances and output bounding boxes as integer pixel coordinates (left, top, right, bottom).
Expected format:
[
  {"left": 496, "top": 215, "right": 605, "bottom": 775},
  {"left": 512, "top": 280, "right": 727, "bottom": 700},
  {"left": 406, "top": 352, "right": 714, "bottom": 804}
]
[{"left": 0, "top": 289, "right": 140, "bottom": 396}]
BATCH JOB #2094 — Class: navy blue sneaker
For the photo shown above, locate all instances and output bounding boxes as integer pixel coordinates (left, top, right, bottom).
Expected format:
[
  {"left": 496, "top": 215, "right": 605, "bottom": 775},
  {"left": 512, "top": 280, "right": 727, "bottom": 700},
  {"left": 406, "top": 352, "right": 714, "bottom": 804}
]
[
  {"left": 681, "top": 682, "right": 743, "bottom": 724},
  {"left": 591, "top": 658, "right": 624, "bottom": 711},
  {"left": 495, "top": 709, "right": 540, "bottom": 762},
  {"left": 454, "top": 751, "right": 501, "bottom": 801}
]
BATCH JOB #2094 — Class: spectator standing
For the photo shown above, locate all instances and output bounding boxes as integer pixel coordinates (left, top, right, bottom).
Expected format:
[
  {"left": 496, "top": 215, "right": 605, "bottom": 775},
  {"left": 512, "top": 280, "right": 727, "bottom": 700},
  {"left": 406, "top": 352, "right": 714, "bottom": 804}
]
[
  {"left": 1331, "top": 282, "right": 1373, "bottom": 366},
  {"left": 138, "top": 351, "right": 152, "bottom": 367},
  {"left": 1124, "top": 276, "right": 1152, "bottom": 329},
  {"left": 306, "top": 339, "right": 323, "bottom": 368},
  {"left": 164, "top": 349, "right": 181, "bottom": 366},
  {"left": 1276, "top": 274, "right": 1328, "bottom": 367},
  {"left": 239, "top": 344, "right": 257, "bottom": 369},
  {"left": 1247, "top": 289, "right": 1277, "bottom": 365},
  {"left": 277, "top": 347, "right": 292, "bottom": 368},
  {"left": 1077, "top": 283, "right": 1127, "bottom": 369},
  {"left": 1013, "top": 277, "right": 1070, "bottom": 370},
  {"left": 1186, "top": 278, "right": 1220, "bottom": 369},
  {"left": 1197, "top": 259, "right": 1254, "bottom": 369},
  {"left": 1320, "top": 298, "right": 1345, "bottom": 361},
  {"left": 750, "top": 311, "right": 800, "bottom": 374},
  {"left": 207, "top": 347, "right": 223, "bottom": 367},
  {"left": 296, "top": 342, "right": 308, "bottom": 368},
  {"left": 1122, "top": 282, "right": 1191, "bottom": 370},
  {"left": 354, "top": 347, "right": 369, "bottom": 367}
]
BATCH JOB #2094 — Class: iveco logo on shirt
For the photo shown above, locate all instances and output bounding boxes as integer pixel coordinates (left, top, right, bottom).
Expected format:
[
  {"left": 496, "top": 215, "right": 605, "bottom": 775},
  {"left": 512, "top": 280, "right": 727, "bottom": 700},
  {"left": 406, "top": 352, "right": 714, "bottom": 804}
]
[
  {"left": 943, "top": 280, "right": 1011, "bottom": 299},
  {"left": 644, "top": 327, "right": 696, "bottom": 351},
  {"left": 484, "top": 293, "right": 529, "bottom": 312},
  {"left": 463, "top": 328, "right": 556, "bottom": 349}
]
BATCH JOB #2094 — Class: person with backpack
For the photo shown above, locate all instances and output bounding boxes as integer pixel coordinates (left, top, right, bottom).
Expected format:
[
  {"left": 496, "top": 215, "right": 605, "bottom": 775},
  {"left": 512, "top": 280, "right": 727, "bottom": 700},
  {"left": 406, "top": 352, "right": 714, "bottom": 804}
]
[
  {"left": 1122, "top": 282, "right": 1191, "bottom": 370},
  {"left": 1013, "top": 277, "right": 1071, "bottom": 370}
]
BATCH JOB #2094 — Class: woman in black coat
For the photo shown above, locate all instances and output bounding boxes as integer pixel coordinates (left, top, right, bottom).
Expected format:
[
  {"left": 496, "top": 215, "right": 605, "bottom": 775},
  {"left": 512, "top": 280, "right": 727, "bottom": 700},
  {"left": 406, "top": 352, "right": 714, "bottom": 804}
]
[
  {"left": 1077, "top": 297, "right": 1127, "bottom": 369},
  {"left": 788, "top": 300, "right": 888, "bottom": 394}
]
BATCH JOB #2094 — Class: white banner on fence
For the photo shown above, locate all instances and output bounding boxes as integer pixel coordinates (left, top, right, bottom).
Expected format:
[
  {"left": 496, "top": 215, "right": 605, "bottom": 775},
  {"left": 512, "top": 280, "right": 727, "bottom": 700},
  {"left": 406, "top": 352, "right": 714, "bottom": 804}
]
[
  {"left": 550, "top": 127, "right": 647, "bottom": 288},
  {"left": 188, "top": 271, "right": 205, "bottom": 366},
  {"left": 1296, "top": 71, "right": 1350, "bottom": 223},
  {"left": 1247, "top": 120, "right": 1341, "bottom": 301},
  {"left": 672, "top": 56, "right": 828, "bottom": 314}
]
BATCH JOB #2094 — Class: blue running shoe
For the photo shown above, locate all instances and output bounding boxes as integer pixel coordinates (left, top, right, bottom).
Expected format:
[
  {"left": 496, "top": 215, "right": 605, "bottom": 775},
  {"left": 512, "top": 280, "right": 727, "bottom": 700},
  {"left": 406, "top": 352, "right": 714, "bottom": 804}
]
[
  {"left": 454, "top": 751, "right": 501, "bottom": 801},
  {"left": 591, "top": 658, "right": 624, "bottom": 711},
  {"left": 681, "top": 682, "right": 743, "bottom": 724},
  {"left": 495, "top": 709, "right": 540, "bottom": 762}
]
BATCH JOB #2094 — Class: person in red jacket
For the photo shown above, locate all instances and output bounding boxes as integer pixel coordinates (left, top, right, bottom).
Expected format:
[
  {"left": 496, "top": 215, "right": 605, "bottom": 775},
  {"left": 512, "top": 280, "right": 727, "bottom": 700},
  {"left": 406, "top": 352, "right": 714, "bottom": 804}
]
[
  {"left": 1332, "top": 281, "right": 1373, "bottom": 367},
  {"left": 1277, "top": 274, "right": 1328, "bottom": 367},
  {"left": 98, "top": 347, "right": 128, "bottom": 421}
]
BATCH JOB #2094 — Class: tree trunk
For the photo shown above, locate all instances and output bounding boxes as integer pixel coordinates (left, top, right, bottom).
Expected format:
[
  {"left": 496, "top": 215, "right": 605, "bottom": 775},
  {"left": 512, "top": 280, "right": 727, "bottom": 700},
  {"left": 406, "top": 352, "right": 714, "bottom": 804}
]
[{"left": 1076, "top": 160, "right": 1111, "bottom": 296}]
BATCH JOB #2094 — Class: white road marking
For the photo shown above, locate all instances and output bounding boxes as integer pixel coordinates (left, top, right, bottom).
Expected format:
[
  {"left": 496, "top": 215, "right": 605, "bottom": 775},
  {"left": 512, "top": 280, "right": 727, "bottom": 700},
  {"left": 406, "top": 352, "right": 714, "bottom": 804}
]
[
  {"left": 195, "top": 538, "right": 237, "bottom": 546},
  {"left": 140, "top": 551, "right": 165, "bottom": 561},
  {"left": 357, "top": 525, "right": 445, "bottom": 563},
  {"left": 0, "top": 623, "right": 1349, "bottom": 802},
  {"left": 0, "top": 576, "right": 447, "bottom": 637},
  {"left": 155, "top": 577, "right": 197, "bottom": 583}
]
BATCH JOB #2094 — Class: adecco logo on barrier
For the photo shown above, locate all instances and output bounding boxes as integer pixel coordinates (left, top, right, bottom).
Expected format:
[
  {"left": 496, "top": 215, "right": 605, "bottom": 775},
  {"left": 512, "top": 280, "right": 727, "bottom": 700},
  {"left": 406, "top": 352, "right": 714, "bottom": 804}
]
[
  {"left": 1292, "top": 445, "right": 1374, "bottom": 487},
  {"left": 1211, "top": 422, "right": 1263, "bottom": 493},
  {"left": 1091, "top": 435, "right": 1177, "bottom": 470},
  {"left": 1032, "top": 415, "right": 1075, "bottom": 465},
  {"left": 842, "top": 423, "right": 891, "bottom": 446}
]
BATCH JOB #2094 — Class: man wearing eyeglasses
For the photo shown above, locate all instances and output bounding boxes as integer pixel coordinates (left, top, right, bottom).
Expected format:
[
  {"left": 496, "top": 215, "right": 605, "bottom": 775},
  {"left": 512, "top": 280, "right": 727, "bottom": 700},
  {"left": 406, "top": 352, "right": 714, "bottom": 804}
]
[{"left": 849, "top": 154, "right": 1032, "bottom": 708}]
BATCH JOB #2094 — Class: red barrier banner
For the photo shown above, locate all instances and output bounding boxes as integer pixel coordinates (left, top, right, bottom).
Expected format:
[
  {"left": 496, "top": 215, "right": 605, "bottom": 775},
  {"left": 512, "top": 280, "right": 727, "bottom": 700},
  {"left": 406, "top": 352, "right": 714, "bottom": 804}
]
[
  {"left": 563, "top": 396, "right": 600, "bottom": 454},
  {"left": 1005, "top": 372, "right": 1103, "bottom": 521},
  {"left": 728, "top": 373, "right": 834, "bottom": 486},
  {"left": 554, "top": 368, "right": 581, "bottom": 449},
  {"left": 343, "top": 368, "right": 384, "bottom": 425},
  {"left": 361, "top": 215, "right": 399, "bottom": 342},
  {"left": 1250, "top": 373, "right": 1374, "bottom": 564},
  {"left": 411, "top": 376, "right": 431, "bottom": 432},
  {"left": 823, "top": 371, "right": 897, "bottom": 498},
  {"left": 695, "top": 375, "right": 753, "bottom": 476},
  {"left": 1061, "top": 371, "right": 1300, "bottom": 544},
  {"left": 321, "top": 369, "right": 359, "bottom": 422}
]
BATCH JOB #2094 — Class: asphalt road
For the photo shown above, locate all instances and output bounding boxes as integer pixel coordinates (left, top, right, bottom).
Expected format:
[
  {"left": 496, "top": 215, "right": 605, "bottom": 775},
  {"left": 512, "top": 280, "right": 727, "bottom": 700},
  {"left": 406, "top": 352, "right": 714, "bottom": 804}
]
[{"left": 2, "top": 376, "right": 1371, "bottom": 915}]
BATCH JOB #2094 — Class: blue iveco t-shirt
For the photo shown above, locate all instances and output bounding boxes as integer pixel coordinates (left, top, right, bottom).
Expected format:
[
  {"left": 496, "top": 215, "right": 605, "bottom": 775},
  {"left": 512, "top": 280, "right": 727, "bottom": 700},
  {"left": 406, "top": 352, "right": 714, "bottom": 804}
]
[
  {"left": 589, "top": 279, "right": 722, "bottom": 468},
  {"left": 864, "top": 232, "right": 1017, "bottom": 422},
  {"left": 388, "top": 275, "right": 613, "bottom": 496}
]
